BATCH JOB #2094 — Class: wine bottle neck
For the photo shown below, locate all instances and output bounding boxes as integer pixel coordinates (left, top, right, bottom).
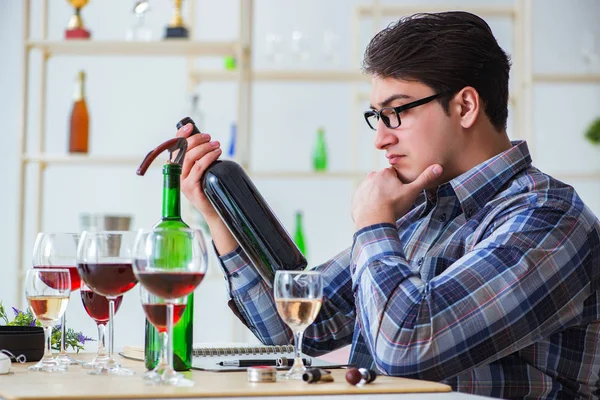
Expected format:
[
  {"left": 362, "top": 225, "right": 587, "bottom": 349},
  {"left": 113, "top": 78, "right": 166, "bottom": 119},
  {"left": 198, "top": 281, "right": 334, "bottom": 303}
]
[
  {"left": 162, "top": 164, "right": 182, "bottom": 220},
  {"left": 73, "top": 73, "right": 85, "bottom": 101}
]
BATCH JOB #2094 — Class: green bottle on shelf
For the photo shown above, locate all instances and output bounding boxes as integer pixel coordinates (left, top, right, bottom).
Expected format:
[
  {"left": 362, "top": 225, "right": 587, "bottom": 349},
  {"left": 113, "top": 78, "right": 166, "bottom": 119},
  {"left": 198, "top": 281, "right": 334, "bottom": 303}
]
[
  {"left": 313, "top": 127, "right": 328, "bottom": 172},
  {"left": 294, "top": 211, "right": 307, "bottom": 258}
]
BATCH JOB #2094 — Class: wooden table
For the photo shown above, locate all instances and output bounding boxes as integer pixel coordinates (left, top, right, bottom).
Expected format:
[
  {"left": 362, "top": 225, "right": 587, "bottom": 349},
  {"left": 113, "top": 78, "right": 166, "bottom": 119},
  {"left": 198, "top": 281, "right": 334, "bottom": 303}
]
[{"left": 0, "top": 353, "right": 453, "bottom": 400}]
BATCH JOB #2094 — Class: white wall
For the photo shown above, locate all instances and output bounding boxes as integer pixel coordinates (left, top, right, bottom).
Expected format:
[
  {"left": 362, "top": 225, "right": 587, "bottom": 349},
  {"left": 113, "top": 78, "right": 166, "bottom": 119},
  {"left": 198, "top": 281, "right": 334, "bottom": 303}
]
[{"left": 0, "top": 0, "right": 599, "bottom": 353}]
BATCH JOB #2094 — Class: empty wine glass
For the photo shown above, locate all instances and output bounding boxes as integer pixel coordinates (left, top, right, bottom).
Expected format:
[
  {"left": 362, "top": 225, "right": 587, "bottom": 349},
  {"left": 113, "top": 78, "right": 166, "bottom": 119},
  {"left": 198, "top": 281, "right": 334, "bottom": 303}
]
[
  {"left": 139, "top": 285, "right": 188, "bottom": 385},
  {"left": 291, "top": 30, "right": 310, "bottom": 64},
  {"left": 76, "top": 230, "right": 138, "bottom": 376},
  {"left": 32, "top": 232, "right": 82, "bottom": 366},
  {"left": 25, "top": 268, "right": 71, "bottom": 372},
  {"left": 274, "top": 270, "right": 323, "bottom": 380},
  {"left": 80, "top": 283, "right": 124, "bottom": 369},
  {"left": 133, "top": 228, "right": 208, "bottom": 387},
  {"left": 265, "top": 32, "right": 284, "bottom": 64}
]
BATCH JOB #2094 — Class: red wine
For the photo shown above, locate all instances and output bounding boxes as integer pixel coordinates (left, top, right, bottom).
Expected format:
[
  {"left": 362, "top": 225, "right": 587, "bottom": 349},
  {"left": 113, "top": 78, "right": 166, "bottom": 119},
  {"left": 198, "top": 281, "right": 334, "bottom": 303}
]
[
  {"left": 34, "top": 265, "right": 81, "bottom": 291},
  {"left": 201, "top": 160, "right": 307, "bottom": 287},
  {"left": 142, "top": 303, "right": 187, "bottom": 333},
  {"left": 77, "top": 263, "right": 137, "bottom": 297},
  {"left": 80, "top": 288, "right": 123, "bottom": 324},
  {"left": 135, "top": 271, "right": 204, "bottom": 299}
]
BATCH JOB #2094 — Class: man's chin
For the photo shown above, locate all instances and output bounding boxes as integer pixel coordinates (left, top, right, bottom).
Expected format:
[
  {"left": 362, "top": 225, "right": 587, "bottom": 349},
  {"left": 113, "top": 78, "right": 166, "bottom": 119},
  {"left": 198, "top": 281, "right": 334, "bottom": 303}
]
[{"left": 393, "top": 167, "right": 417, "bottom": 184}]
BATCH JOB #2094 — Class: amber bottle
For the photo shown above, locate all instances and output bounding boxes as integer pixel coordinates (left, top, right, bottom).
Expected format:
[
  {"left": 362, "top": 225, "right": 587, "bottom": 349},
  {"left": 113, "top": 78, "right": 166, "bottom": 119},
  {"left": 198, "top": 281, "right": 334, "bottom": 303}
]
[{"left": 69, "top": 70, "right": 89, "bottom": 153}]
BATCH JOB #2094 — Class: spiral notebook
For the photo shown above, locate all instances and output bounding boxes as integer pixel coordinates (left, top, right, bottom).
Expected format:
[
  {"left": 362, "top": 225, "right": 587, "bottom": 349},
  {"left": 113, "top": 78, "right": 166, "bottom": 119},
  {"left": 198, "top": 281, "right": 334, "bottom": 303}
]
[{"left": 121, "top": 343, "right": 350, "bottom": 372}]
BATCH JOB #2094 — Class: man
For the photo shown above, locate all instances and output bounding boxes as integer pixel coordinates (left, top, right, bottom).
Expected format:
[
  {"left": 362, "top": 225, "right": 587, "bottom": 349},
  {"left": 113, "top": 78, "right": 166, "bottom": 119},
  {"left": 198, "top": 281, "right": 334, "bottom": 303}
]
[{"left": 178, "top": 11, "right": 600, "bottom": 399}]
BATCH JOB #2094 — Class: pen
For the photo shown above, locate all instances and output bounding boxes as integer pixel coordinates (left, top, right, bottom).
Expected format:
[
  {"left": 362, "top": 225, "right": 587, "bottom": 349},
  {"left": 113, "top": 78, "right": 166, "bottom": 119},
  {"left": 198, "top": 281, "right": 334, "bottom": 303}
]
[{"left": 218, "top": 358, "right": 311, "bottom": 367}]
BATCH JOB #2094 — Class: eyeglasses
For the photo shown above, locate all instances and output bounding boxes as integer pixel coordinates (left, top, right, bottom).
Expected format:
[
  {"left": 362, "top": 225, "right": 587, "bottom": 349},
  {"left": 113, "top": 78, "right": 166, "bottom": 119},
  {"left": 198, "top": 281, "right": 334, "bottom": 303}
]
[{"left": 363, "top": 92, "right": 447, "bottom": 131}]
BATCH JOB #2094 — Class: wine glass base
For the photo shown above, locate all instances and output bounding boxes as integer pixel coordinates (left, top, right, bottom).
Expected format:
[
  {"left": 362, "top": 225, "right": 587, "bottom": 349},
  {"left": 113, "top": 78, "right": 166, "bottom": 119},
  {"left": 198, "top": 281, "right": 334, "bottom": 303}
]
[
  {"left": 81, "top": 358, "right": 108, "bottom": 370},
  {"left": 88, "top": 359, "right": 134, "bottom": 376},
  {"left": 56, "top": 353, "right": 83, "bottom": 366},
  {"left": 28, "top": 360, "right": 68, "bottom": 373},
  {"left": 144, "top": 367, "right": 194, "bottom": 387},
  {"left": 278, "top": 365, "right": 307, "bottom": 380}
]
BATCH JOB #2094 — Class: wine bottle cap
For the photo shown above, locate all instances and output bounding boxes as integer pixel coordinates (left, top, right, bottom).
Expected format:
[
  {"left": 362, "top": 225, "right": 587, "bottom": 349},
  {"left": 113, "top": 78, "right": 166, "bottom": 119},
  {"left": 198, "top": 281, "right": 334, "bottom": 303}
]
[{"left": 176, "top": 117, "right": 201, "bottom": 136}]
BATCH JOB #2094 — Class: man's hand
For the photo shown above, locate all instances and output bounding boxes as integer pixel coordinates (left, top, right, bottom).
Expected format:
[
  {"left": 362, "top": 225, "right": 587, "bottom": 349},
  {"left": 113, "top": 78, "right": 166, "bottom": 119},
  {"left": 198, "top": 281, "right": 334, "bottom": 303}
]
[{"left": 351, "top": 165, "right": 443, "bottom": 230}]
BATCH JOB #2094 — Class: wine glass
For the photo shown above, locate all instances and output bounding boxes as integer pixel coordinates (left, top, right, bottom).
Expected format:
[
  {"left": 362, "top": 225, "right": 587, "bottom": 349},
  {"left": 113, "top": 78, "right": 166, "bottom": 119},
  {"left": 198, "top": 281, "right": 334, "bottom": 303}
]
[
  {"left": 76, "top": 230, "right": 138, "bottom": 375},
  {"left": 132, "top": 228, "right": 208, "bottom": 387},
  {"left": 32, "top": 232, "right": 82, "bottom": 366},
  {"left": 139, "top": 285, "right": 188, "bottom": 384},
  {"left": 25, "top": 268, "right": 71, "bottom": 372},
  {"left": 274, "top": 270, "right": 323, "bottom": 380},
  {"left": 80, "top": 283, "right": 124, "bottom": 369}
]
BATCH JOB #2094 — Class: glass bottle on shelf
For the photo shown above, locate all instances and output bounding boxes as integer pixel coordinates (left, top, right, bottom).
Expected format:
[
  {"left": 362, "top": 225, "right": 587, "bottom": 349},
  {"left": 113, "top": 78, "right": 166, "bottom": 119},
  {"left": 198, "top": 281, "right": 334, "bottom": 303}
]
[
  {"left": 312, "top": 127, "right": 328, "bottom": 172},
  {"left": 140, "top": 134, "right": 194, "bottom": 372},
  {"left": 294, "top": 211, "right": 307, "bottom": 258},
  {"left": 68, "top": 70, "right": 89, "bottom": 154}
]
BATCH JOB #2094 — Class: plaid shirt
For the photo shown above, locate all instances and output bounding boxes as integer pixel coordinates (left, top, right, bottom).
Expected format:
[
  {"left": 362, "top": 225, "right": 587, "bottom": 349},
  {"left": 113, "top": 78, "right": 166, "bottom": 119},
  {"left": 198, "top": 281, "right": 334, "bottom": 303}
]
[{"left": 218, "top": 141, "right": 600, "bottom": 399}]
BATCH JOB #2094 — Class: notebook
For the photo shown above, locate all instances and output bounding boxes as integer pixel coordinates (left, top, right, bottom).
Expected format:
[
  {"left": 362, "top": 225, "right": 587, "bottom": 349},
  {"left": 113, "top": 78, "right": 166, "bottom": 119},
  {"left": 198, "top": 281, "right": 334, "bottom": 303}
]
[{"left": 121, "top": 343, "right": 351, "bottom": 372}]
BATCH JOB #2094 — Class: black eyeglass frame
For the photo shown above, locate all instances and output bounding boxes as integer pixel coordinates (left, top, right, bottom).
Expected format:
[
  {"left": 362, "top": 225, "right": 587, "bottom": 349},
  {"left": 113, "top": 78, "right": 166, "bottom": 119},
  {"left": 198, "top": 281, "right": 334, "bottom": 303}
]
[{"left": 363, "top": 92, "right": 450, "bottom": 130}]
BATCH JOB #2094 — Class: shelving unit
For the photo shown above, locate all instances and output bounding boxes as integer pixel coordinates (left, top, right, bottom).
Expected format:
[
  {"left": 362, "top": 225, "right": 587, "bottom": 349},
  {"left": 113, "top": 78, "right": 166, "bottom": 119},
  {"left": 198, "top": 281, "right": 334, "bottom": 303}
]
[{"left": 21, "top": 0, "right": 595, "bottom": 312}]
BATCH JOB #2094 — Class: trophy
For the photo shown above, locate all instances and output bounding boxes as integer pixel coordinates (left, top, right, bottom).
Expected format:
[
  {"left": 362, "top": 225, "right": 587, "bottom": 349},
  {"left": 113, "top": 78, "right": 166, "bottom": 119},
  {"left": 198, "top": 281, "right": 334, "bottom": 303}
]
[
  {"left": 65, "top": 0, "right": 91, "bottom": 39},
  {"left": 164, "top": 0, "right": 189, "bottom": 39}
]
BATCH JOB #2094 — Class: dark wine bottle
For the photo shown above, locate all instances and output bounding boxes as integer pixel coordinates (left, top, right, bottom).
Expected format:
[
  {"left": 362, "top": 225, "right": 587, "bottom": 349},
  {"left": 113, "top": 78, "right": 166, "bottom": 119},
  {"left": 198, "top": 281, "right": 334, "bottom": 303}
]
[{"left": 201, "top": 161, "right": 307, "bottom": 287}]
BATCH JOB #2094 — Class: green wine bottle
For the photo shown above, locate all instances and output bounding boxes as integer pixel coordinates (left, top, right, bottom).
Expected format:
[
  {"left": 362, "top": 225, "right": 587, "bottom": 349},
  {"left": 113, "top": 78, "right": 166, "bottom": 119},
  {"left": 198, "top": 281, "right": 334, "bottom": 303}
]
[
  {"left": 294, "top": 211, "right": 307, "bottom": 258},
  {"left": 313, "top": 127, "right": 328, "bottom": 171},
  {"left": 144, "top": 161, "right": 194, "bottom": 372}
]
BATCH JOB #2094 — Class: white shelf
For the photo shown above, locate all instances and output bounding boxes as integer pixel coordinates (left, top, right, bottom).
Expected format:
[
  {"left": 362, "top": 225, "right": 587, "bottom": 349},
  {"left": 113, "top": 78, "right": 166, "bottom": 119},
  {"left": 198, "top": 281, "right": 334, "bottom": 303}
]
[
  {"left": 552, "top": 172, "right": 600, "bottom": 181},
  {"left": 22, "top": 154, "right": 146, "bottom": 166},
  {"left": 27, "top": 40, "right": 238, "bottom": 57},
  {"left": 249, "top": 171, "right": 366, "bottom": 179},
  {"left": 358, "top": 4, "right": 515, "bottom": 17},
  {"left": 533, "top": 73, "right": 600, "bottom": 84},
  {"left": 192, "top": 69, "right": 369, "bottom": 82}
]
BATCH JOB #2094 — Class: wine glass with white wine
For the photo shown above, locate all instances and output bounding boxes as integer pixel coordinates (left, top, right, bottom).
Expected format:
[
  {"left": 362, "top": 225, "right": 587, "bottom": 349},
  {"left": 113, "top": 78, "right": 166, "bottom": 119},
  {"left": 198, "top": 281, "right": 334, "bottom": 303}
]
[{"left": 274, "top": 270, "right": 323, "bottom": 380}]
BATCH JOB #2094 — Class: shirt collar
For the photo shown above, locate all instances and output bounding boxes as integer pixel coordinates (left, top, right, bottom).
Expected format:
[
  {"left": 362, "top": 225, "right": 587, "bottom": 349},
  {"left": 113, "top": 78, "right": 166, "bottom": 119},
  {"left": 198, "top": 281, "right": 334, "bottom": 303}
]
[{"left": 447, "top": 140, "right": 532, "bottom": 220}]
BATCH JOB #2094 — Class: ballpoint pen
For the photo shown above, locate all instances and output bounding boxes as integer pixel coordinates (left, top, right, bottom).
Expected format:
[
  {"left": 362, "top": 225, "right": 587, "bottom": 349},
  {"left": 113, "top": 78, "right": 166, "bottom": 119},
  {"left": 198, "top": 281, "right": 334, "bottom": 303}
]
[{"left": 218, "top": 358, "right": 311, "bottom": 367}]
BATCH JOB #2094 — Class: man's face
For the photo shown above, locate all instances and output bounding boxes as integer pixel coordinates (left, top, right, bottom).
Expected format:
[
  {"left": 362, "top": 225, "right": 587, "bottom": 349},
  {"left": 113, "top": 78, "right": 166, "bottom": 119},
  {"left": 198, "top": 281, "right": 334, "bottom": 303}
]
[{"left": 369, "top": 76, "right": 460, "bottom": 184}]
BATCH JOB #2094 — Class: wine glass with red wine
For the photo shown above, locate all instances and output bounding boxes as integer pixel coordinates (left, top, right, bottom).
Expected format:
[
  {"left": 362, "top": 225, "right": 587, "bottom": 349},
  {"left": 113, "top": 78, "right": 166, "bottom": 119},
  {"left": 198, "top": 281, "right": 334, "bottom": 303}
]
[
  {"left": 32, "top": 232, "right": 82, "bottom": 366},
  {"left": 76, "top": 230, "right": 138, "bottom": 375},
  {"left": 25, "top": 268, "right": 71, "bottom": 372},
  {"left": 139, "top": 285, "right": 188, "bottom": 384},
  {"left": 133, "top": 228, "right": 208, "bottom": 387},
  {"left": 80, "top": 283, "right": 124, "bottom": 369}
]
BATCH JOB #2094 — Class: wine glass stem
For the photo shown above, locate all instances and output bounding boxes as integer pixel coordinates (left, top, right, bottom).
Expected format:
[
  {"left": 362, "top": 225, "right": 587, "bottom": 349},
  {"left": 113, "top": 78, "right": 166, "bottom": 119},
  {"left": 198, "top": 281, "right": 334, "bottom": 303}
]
[
  {"left": 293, "top": 330, "right": 304, "bottom": 368},
  {"left": 60, "top": 313, "right": 67, "bottom": 355},
  {"left": 97, "top": 323, "right": 107, "bottom": 358},
  {"left": 108, "top": 298, "right": 116, "bottom": 361},
  {"left": 166, "top": 303, "right": 174, "bottom": 372},
  {"left": 42, "top": 325, "right": 53, "bottom": 363},
  {"left": 158, "top": 331, "right": 169, "bottom": 370}
]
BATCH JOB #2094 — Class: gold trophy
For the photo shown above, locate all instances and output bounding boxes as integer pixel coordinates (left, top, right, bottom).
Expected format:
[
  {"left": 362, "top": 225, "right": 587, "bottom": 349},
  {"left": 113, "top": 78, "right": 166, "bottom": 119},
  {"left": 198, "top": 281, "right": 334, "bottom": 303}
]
[
  {"left": 65, "top": 0, "right": 91, "bottom": 39},
  {"left": 164, "top": 0, "right": 189, "bottom": 39}
]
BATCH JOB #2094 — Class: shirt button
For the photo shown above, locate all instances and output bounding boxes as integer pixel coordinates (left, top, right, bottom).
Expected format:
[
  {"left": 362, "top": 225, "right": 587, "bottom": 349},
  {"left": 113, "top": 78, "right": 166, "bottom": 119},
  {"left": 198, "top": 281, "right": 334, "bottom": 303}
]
[
  {"left": 417, "top": 258, "right": 424, "bottom": 266},
  {"left": 439, "top": 213, "right": 447, "bottom": 222},
  {"left": 231, "top": 272, "right": 239, "bottom": 278}
]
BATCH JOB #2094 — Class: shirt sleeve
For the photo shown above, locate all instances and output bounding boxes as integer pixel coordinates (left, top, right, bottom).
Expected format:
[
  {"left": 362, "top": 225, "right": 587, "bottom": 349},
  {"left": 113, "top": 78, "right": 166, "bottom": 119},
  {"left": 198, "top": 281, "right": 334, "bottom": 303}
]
[
  {"left": 218, "top": 245, "right": 356, "bottom": 355},
  {"left": 351, "top": 207, "right": 598, "bottom": 381}
]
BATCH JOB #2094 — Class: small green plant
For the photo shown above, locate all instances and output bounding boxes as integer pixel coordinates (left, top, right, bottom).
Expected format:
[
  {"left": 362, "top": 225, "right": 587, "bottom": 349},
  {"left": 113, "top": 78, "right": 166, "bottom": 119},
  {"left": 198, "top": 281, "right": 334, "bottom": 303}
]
[
  {"left": 0, "top": 302, "right": 93, "bottom": 352},
  {"left": 585, "top": 117, "right": 600, "bottom": 146}
]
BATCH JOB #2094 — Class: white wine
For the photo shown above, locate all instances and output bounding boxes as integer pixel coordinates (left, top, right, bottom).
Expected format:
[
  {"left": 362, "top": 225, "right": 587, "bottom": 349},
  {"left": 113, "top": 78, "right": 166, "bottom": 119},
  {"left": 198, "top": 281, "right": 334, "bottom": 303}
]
[
  {"left": 28, "top": 296, "right": 70, "bottom": 324},
  {"left": 276, "top": 298, "right": 322, "bottom": 332}
]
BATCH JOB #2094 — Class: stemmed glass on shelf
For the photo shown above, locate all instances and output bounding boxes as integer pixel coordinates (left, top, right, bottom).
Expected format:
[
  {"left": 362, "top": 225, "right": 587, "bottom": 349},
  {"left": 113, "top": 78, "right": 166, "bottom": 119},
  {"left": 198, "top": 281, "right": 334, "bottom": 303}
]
[
  {"left": 25, "top": 268, "right": 71, "bottom": 372},
  {"left": 32, "top": 232, "right": 82, "bottom": 366},
  {"left": 76, "top": 230, "right": 138, "bottom": 375},
  {"left": 274, "top": 270, "right": 323, "bottom": 380},
  {"left": 132, "top": 228, "right": 208, "bottom": 387}
]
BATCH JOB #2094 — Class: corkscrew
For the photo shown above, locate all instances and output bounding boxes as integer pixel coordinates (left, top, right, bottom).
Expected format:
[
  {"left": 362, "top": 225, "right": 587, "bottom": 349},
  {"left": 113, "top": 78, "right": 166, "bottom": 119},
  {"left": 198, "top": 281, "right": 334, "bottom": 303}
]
[{"left": 136, "top": 137, "right": 187, "bottom": 176}]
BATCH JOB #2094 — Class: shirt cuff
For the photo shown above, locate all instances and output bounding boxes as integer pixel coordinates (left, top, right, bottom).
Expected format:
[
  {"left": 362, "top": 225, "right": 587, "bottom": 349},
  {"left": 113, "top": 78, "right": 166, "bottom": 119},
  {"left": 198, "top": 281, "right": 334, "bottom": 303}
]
[
  {"left": 350, "top": 223, "right": 407, "bottom": 290},
  {"left": 216, "top": 244, "right": 263, "bottom": 297}
]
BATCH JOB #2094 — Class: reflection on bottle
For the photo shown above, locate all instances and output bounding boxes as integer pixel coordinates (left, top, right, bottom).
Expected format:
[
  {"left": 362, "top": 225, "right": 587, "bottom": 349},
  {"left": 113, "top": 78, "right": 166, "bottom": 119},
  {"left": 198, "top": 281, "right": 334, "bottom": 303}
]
[
  {"left": 294, "top": 211, "right": 307, "bottom": 258},
  {"left": 313, "top": 127, "right": 328, "bottom": 172}
]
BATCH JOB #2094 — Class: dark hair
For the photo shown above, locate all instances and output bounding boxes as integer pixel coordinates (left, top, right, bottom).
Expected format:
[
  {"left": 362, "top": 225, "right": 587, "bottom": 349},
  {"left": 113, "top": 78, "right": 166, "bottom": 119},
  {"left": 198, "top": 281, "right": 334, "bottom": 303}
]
[{"left": 362, "top": 11, "right": 511, "bottom": 132}]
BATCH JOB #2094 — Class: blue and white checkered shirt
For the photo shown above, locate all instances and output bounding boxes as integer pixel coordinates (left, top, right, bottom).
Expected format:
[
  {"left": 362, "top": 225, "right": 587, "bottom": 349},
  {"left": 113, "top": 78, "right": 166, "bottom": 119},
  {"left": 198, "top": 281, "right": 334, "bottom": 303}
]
[{"left": 218, "top": 141, "right": 600, "bottom": 399}]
